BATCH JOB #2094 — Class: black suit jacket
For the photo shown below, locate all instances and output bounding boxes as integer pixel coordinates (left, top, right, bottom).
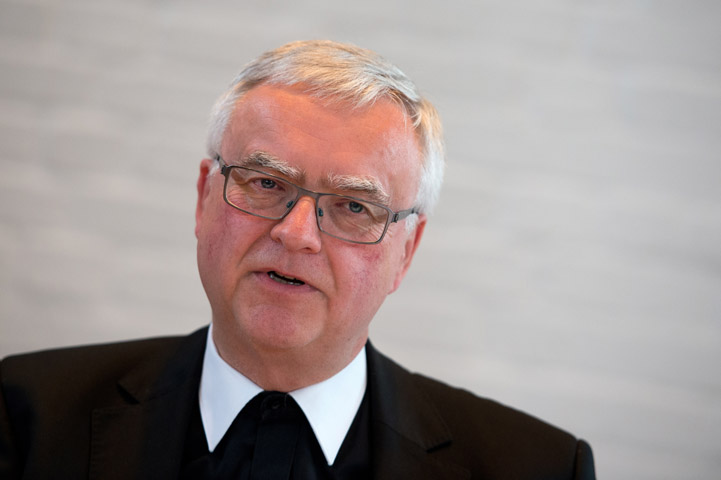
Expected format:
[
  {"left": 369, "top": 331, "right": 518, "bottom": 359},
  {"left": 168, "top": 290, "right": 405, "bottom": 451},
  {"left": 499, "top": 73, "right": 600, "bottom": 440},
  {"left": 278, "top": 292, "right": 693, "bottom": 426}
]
[{"left": 0, "top": 328, "right": 595, "bottom": 479}]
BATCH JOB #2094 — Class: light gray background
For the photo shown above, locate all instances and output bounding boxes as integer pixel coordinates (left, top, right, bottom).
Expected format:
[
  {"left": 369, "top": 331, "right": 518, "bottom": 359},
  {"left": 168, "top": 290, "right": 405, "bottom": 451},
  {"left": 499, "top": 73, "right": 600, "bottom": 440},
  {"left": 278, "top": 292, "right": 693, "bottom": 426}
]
[{"left": 1, "top": 1, "right": 720, "bottom": 478}]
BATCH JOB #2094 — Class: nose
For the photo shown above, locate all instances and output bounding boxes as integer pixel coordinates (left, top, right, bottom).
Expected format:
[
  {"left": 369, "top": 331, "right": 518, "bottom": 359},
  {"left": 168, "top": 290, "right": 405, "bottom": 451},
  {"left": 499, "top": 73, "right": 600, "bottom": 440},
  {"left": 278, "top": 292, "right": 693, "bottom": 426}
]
[{"left": 269, "top": 196, "right": 322, "bottom": 253}]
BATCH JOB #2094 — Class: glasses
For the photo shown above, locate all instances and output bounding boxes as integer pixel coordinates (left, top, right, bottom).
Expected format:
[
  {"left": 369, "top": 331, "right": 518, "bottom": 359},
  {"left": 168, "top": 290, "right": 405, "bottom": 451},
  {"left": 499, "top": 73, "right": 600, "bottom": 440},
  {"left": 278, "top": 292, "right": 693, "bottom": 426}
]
[{"left": 216, "top": 157, "right": 418, "bottom": 244}]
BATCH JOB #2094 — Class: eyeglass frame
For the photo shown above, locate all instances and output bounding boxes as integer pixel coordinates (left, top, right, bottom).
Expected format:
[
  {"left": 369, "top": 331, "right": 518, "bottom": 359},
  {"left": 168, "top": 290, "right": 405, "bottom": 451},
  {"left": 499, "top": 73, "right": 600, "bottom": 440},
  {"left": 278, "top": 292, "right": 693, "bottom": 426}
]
[{"left": 215, "top": 155, "right": 419, "bottom": 245}]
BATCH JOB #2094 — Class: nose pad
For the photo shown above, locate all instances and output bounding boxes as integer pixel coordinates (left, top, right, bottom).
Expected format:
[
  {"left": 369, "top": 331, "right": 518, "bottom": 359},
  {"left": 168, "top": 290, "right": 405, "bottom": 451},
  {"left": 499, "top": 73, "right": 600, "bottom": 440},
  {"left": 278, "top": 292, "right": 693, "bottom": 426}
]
[{"left": 281, "top": 196, "right": 316, "bottom": 222}]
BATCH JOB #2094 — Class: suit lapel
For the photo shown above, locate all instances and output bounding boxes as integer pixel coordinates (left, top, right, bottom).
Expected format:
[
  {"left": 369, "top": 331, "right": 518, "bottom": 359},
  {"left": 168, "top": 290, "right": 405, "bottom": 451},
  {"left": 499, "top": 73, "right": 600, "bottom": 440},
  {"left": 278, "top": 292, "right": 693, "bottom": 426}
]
[
  {"left": 89, "top": 328, "right": 208, "bottom": 480},
  {"left": 366, "top": 343, "right": 470, "bottom": 480},
  {"left": 86, "top": 332, "right": 469, "bottom": 478}
]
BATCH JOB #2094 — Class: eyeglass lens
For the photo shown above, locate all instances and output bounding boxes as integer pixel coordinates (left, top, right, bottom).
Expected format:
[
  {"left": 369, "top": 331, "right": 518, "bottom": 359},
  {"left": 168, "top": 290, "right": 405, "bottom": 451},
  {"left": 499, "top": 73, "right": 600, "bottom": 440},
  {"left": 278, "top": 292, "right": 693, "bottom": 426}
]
[{"left": 224, "top": 167, "right": 390, "bottom": 243}]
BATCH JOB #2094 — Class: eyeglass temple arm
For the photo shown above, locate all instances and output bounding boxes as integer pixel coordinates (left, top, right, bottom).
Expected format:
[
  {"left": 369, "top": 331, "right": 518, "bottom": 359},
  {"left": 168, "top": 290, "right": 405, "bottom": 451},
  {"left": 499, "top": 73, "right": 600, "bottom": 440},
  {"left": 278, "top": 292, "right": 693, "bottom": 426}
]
[{"left": 391, "top": 208, "right": 418, "bottom": 223}]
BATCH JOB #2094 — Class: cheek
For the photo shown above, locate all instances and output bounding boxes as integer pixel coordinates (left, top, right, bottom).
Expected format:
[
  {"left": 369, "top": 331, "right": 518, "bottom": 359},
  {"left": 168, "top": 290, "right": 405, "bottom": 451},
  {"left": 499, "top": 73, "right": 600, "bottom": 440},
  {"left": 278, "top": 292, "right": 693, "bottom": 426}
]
[
  {"left": 196, "top": 222, "right": 226, "bottom": 303},
  {"left": 198, "top": 207, "right": 252, "bottom": 291},
  {"left": 334, "top": 245, "right": 398, "bottom": 312},
  {"left": 198, "top": 211, "right": 228, "bottom": 271}
]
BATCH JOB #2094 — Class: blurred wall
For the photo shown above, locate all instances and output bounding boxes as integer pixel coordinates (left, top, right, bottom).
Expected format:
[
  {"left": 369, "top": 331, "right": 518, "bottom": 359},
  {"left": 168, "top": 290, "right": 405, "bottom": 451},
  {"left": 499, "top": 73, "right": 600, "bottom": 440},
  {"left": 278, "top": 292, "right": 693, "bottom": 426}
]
[{"left": 1, "top": 0, "right": 720, "bottom": 478}]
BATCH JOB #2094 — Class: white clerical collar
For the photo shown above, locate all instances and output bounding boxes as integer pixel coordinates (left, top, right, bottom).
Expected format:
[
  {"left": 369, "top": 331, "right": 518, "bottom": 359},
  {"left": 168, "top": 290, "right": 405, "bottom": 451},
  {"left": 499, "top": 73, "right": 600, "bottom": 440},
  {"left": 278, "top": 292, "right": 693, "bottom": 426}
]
[{"left": 199, "top": 324, "right": 367, "bottom": 465}]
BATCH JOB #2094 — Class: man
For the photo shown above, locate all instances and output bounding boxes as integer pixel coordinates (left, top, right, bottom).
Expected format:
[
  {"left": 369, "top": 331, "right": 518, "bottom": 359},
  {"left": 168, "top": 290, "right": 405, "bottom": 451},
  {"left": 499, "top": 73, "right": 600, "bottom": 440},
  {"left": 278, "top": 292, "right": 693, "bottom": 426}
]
[{"left": 0, "top": 40, "right": 595, "bottom": 479}]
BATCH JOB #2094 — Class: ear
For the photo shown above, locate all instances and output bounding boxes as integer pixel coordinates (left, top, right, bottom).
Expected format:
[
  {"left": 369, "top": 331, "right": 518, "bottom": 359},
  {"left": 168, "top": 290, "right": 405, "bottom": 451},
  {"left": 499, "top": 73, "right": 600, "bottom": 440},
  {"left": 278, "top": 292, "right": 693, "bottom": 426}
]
[
  {"left": 389, "top": 214, "right": 427, "bottom": 294},
  {"left": 195, "top": 158, "right": 215, "bottom": 238}
]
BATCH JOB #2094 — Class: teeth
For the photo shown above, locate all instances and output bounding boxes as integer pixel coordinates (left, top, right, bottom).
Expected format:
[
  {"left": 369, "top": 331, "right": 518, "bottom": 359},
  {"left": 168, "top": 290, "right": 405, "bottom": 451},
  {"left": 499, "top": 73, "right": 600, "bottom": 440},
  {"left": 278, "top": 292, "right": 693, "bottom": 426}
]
[{"left": 268, "top": 271, "right": 305, "bottom": 286}]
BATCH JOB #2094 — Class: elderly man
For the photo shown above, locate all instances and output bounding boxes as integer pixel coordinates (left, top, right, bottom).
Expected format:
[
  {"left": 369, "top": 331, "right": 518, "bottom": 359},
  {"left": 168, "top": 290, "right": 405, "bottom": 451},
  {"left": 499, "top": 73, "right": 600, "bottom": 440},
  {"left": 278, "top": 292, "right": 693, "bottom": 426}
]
[{"left": 0, "top": 40, "right": 595, "bottom": 479}]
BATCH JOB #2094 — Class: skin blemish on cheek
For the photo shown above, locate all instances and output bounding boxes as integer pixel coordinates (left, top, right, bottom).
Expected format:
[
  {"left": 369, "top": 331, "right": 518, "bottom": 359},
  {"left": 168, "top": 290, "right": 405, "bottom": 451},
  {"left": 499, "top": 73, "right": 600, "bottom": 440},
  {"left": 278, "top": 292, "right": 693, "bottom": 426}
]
[
  {"left": 361, "top": 246, "right": 384, "bottom": 264},
  {"left": 356, "top": 246, "right": 394, "bottom": 288}
]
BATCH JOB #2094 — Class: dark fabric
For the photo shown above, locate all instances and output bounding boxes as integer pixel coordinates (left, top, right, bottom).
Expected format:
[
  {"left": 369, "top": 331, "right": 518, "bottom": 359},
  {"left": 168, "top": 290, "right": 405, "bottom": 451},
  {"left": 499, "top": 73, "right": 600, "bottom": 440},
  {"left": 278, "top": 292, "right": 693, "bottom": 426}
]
[
  {"left": 327, "top": 386, "right": 371, "bottom": 480},
  {"left": 180, "top": 394, "right": 209, "bottom": 472},
  {"left": 180, "top": 388, "right": 372, "bottom": 480},
  {"left": 182, "top": 392, "right": 302, "bottom": 480},
  {"left": 0, "top": 327, "right": 596, "bottom": 479},
  {"left": 250, "top": 393, "right": 301, "bottom": 479}
]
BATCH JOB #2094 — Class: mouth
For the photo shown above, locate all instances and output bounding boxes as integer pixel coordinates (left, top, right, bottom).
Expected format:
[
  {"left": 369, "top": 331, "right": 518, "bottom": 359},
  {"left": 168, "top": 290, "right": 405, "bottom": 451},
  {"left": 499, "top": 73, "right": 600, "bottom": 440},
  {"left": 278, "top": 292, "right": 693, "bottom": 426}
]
[{"left": 268, "top": 271, "right": 306, "bottom": 286}]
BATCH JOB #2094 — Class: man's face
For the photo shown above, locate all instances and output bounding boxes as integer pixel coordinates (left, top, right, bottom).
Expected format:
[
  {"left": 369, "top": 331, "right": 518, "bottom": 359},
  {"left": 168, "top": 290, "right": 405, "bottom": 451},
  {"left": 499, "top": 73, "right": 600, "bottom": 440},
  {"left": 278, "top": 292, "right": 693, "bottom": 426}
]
[{"left": 195, "top": 84, "right": 425, "bottom": 365}]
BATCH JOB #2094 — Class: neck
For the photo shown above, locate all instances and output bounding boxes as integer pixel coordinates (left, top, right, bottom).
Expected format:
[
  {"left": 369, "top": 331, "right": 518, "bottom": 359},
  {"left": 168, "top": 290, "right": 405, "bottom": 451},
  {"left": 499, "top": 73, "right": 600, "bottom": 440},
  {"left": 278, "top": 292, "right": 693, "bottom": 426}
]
[{"left": 211, "top": 326, "right": 367, "bottom": 391}]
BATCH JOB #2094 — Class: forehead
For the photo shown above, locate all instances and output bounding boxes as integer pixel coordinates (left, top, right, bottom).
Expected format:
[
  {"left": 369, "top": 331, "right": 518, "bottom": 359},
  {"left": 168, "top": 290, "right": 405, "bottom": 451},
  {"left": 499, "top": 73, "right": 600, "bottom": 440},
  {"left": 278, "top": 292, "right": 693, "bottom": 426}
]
[{"left": 222, "top": 84, "right": 423, "bottom": 205}]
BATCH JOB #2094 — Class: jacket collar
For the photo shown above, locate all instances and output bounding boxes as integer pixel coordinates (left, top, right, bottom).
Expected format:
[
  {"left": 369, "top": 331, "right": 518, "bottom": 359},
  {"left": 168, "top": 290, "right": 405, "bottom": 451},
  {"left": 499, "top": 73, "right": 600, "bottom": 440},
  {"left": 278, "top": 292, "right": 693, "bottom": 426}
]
[
  {"left": 366, "top": 342, "right": 470, "bottom": 480},
  {"left": 89, "top": 327, "right": 208, "bottom": 480},
  {"left": 88, "top": 329, "right": 469, "bottom": 479}
]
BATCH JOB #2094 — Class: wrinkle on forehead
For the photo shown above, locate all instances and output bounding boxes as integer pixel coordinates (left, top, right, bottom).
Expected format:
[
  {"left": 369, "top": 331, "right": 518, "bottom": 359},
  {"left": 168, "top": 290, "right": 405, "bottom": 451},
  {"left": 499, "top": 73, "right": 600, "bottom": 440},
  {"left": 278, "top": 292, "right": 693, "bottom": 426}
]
[{"left": 225, "top": 85, "right": 421, "bottom": 207}]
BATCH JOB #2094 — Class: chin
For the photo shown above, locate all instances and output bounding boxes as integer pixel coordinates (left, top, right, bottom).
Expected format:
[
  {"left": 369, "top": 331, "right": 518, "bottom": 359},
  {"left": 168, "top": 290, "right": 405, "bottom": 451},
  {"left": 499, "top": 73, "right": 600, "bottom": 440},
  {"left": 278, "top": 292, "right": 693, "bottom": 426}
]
[{"left": 241, "top": 308, "right": 322, "bottom": 352}]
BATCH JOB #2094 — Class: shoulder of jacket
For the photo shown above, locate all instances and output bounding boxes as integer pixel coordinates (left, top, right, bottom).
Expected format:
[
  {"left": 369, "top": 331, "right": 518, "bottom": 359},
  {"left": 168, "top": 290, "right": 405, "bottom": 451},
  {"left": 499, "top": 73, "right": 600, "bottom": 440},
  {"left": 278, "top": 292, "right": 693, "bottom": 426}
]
[
  {"left": 2, "top": 334, "right": 185, "bottom": 372},
  {"left": 411, "top": 370, "right": 577, "bottom": 440},
  {"left": 0, "top": 330, "right": 205, "bottom": 405}
]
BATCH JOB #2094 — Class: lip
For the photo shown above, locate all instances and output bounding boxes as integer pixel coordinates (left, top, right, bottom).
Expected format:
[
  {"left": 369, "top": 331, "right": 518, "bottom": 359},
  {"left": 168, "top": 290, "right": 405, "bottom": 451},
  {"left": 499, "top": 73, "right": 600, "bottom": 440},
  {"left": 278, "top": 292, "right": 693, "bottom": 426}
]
[{"left": 254, "top": 268, "right": 319, "bottom": 293}]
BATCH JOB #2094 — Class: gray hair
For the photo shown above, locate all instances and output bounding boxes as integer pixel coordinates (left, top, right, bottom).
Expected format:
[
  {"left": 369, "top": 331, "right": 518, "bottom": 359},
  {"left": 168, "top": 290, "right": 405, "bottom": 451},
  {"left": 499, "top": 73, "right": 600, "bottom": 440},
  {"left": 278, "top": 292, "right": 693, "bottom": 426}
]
[{"left": 206, "top": 40, "right": 445, "bottom": 214}]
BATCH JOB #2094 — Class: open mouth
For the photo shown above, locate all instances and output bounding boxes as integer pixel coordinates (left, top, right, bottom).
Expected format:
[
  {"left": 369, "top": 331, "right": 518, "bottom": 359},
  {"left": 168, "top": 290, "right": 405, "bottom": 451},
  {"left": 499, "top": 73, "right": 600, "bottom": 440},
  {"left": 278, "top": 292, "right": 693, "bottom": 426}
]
[{"left": 268, "top": 271, "right": 305, "bottom": 286}]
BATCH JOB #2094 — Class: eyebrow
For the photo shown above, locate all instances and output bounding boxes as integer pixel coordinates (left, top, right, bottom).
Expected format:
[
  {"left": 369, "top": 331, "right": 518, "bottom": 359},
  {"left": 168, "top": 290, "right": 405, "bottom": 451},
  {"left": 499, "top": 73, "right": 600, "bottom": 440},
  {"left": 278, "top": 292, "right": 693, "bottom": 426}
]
[
  {"left": 325, "top": 173, "right": 390, "bottom": 205},
  {"left": 237, "top": 151, "right": 302, "bottom": 180},
  {"left": 236, "top": 151, "right": 390, "bottom": 205}
]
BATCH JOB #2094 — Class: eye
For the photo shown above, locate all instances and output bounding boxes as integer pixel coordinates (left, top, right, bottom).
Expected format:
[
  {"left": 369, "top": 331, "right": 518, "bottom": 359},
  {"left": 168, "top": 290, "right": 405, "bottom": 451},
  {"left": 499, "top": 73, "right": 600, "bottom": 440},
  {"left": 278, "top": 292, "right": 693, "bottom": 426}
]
[
  {"left": 347, "top": 201, "right": 365, "bottom": 214},
  {"left": 259, "top": 178, "right": 277, "bottom": 189}
]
